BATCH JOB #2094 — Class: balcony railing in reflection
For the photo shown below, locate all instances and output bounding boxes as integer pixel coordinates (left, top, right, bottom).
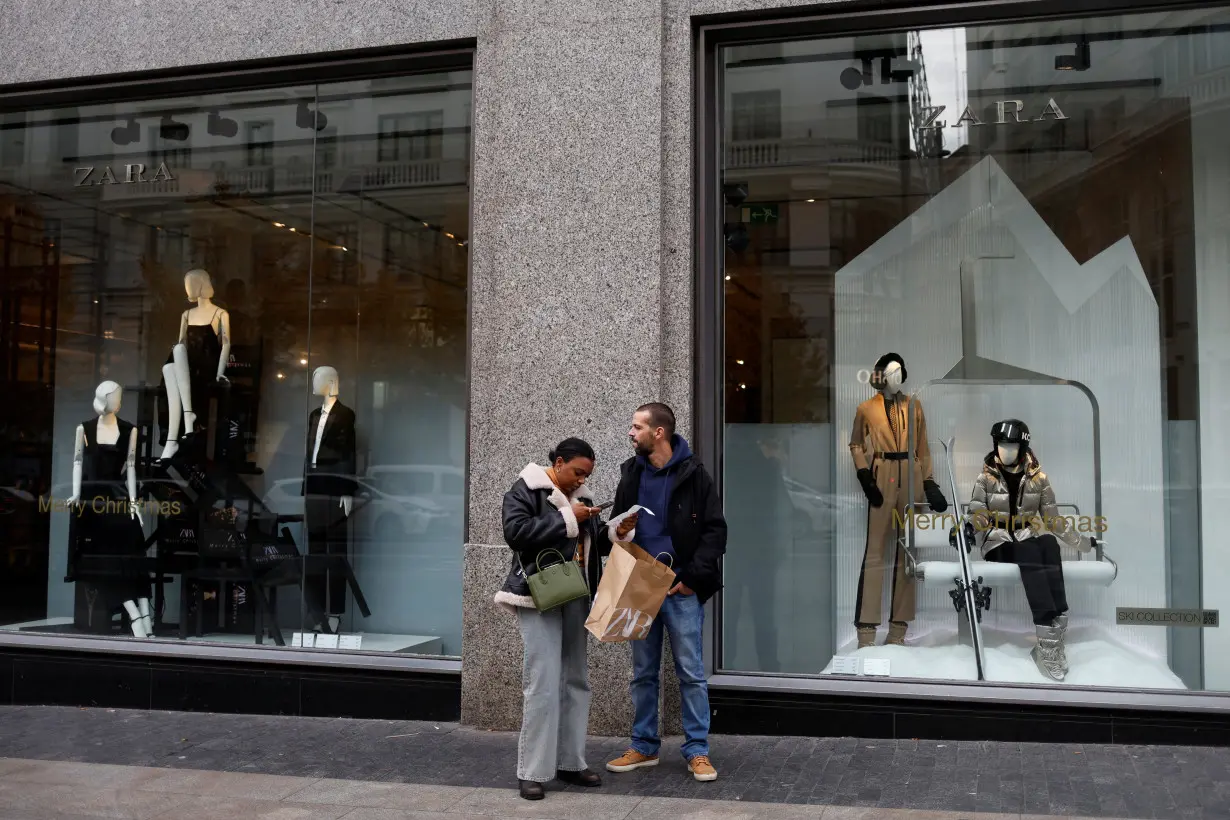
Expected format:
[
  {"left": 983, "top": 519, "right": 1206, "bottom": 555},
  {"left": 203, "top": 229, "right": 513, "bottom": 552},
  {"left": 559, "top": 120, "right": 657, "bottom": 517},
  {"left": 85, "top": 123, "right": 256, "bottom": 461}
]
[{"left": 725, "top": 138, "right": 905, "bottom": 169}]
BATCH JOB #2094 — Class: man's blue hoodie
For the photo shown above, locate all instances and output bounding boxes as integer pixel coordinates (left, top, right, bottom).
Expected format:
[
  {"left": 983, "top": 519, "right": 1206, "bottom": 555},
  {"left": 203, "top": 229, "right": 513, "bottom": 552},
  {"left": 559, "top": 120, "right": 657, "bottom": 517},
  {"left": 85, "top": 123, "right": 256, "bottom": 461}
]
[{"left": 635, "top": 434, "right": 692, "bottom": 565}]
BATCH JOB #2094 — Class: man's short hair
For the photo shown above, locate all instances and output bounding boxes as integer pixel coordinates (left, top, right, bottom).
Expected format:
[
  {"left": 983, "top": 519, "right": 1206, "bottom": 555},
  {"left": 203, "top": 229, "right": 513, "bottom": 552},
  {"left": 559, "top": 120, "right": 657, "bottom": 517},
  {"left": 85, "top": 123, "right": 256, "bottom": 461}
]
[{"left": 637, "top": 402, "right": 676, "bottom": 438}]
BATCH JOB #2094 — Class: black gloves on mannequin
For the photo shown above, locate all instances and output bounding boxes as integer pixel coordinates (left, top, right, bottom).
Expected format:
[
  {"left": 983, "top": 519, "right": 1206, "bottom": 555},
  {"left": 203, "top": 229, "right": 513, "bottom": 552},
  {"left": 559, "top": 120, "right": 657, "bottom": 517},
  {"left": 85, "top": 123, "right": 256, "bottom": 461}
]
[
  {"left": 923, "top": 478, "right": 948, "bottom": 512},
  {"left": 857, "top": 468, "right": 883, "bottom": 507}
]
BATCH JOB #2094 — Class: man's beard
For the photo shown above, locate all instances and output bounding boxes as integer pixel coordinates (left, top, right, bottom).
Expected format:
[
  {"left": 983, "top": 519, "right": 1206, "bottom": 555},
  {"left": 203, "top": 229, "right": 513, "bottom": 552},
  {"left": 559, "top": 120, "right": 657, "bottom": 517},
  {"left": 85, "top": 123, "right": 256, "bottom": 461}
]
[{"left": 633, "top": 439, "right": 653, "bottom": 457}]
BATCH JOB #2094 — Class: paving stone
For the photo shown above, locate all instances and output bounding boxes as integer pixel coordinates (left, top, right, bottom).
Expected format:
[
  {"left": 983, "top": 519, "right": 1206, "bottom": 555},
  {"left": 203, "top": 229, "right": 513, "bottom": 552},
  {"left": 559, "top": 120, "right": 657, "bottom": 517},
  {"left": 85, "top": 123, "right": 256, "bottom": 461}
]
[{"left": 0, "top": 707, "right": 1229, "bottom": 819}]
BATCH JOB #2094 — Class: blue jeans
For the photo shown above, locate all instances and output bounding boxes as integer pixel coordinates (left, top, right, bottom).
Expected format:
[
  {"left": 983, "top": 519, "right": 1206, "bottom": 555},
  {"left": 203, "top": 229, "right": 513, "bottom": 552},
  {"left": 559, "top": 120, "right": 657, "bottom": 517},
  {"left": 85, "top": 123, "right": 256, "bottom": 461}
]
[{"left": 630, "top": 591, "right": 710, "bottom": 760}]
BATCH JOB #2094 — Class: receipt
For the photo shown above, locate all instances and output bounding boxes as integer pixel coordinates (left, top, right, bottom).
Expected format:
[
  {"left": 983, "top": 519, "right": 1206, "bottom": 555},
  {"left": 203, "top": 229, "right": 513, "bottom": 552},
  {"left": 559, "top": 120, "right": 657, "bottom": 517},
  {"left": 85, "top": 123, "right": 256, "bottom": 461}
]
[{"left": 608, "top": 504, "right": 654, "bottom": 529}]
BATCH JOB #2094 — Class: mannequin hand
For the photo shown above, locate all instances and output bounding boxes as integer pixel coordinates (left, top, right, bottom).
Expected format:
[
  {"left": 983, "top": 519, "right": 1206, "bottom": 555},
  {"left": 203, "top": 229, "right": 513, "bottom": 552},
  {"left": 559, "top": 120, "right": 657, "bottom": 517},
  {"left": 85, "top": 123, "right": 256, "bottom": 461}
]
[
  {"left": 131, "top": 503, "right": 145, "bottom": 528},
  {"left": 856, "top": 469, "right": 883, "bottom": 508},
  {"left": 923, "top": 479, "right": 948, "bottom": 512},
  {"left": 216, "top": 374, "right": 230, "bottom": 384},
  {"left": 949, "top": 521, "right": 976, "bottom": 552},
  {"left": 65, "top": 495, "right": 79, "bottom": 508},
  {"left": 340, "top": 496, "right": 353, "bottom": 516}
]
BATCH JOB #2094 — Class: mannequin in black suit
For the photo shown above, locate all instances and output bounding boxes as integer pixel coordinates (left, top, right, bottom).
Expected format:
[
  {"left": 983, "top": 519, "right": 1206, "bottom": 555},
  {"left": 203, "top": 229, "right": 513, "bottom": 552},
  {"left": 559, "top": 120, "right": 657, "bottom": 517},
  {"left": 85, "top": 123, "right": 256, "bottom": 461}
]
[{"left": 303, "top": 366, "right": 357, "bottom": 627}]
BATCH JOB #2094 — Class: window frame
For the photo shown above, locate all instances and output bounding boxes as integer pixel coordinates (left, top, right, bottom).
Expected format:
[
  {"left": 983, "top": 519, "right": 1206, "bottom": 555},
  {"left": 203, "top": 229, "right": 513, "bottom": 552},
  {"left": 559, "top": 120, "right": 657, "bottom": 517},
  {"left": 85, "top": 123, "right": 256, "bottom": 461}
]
[
  {"left": 694, "top": 0, "right": 1230, "bottom": 713},
  {"left": 0, "top": 43, "right": 475, "bottom": 674}
]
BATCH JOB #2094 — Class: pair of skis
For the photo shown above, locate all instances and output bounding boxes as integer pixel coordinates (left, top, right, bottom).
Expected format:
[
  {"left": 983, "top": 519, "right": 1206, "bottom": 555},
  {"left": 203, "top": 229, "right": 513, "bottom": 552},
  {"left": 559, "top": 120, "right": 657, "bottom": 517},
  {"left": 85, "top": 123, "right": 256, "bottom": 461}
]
[{"left": 938, "top": 437, "right": 990, "bottom": 681}]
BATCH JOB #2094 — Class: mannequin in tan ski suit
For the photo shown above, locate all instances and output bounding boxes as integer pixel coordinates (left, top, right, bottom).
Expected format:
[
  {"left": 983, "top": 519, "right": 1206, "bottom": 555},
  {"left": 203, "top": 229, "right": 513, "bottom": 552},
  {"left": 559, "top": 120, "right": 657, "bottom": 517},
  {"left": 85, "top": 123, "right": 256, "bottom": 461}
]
[{"left": 849, "top": 353, "right": 948, "bottom": 648}]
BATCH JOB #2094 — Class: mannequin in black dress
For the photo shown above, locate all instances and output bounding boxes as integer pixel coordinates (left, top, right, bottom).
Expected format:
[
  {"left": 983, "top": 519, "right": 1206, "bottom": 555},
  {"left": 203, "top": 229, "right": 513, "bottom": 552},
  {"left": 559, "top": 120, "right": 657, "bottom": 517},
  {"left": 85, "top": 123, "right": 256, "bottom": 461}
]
[
  {"left": 68, "top": 381, "right": 151, "bottom": 637},
  {"left": 160, "top": 269, "right": 232, "bottom": 461}
]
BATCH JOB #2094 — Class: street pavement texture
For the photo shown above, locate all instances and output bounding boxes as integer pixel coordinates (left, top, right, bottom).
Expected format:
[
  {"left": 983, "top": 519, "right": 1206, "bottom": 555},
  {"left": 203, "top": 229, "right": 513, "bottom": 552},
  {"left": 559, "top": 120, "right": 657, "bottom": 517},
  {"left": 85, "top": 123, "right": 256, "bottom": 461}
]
[{"left": 0, "top": 706, "right": 1227, "bottom": 819}]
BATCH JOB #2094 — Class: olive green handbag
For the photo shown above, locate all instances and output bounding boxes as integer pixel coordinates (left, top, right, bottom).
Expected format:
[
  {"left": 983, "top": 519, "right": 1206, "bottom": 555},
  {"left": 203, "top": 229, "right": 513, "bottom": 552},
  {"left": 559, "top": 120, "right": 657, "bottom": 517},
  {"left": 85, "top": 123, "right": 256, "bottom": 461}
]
[{"left": 521, "top": 549, "right": 590, "bottom": 612}]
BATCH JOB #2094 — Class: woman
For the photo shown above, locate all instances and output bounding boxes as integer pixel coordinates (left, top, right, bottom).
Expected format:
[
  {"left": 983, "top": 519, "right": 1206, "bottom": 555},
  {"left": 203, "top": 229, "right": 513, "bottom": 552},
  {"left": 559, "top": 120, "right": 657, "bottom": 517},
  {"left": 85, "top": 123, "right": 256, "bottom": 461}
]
[
  {"left": 494, "top": 438, "right": 636, "bottom": 800},
  {"left": 968, "top": 419, "right": 1086, "bottom": 682}
]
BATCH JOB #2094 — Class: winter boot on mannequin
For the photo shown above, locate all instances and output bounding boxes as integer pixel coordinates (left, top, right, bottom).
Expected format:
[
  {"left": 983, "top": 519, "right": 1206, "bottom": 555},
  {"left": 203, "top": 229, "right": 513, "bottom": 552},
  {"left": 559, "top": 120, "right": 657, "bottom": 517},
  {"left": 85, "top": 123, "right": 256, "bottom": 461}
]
[
  {"left": 68, "top": 382, "right": 152, "bottom": 638},
  {"left": 159, "top": 269, "right": 231, "bottom": 462},
  {"left": 849, "top": 353, "right": 948, "bottom": 648},
  {"left": 967, "top": 419, "right": 1087, "bottom": 681}
]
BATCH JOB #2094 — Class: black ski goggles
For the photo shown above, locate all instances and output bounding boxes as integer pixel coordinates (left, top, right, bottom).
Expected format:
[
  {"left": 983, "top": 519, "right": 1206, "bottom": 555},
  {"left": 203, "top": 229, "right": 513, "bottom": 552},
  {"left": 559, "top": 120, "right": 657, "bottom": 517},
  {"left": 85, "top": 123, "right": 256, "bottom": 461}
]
[{"left": 990, "top": 421, "right": 1030, "bottom": 443}]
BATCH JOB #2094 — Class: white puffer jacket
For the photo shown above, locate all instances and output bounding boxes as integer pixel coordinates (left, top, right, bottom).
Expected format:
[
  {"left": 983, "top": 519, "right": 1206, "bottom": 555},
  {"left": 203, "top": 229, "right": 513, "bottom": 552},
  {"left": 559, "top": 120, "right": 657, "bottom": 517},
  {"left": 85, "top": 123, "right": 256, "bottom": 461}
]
[{"left": 967, "top": 450, "right": 1087, "bottom": 558}]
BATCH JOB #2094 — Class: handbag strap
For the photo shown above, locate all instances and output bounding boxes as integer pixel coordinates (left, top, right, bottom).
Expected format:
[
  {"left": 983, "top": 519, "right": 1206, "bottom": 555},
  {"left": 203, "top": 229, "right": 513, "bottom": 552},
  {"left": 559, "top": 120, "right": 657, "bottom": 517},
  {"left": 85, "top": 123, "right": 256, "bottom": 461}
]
[{"left": 516, "top": 547, "right": 570, "bottom": 577}]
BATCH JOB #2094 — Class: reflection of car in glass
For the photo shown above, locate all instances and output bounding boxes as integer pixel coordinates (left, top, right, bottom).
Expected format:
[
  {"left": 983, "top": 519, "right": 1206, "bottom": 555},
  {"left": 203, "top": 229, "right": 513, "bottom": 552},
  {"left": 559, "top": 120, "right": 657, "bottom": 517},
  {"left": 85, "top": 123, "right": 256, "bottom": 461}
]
[
  {"left": 782, "top": 477, "right": 860, "bottom": 534},
  {"left": 261, "top": 475, "right": 448, "bottom": 540},
  {"left": 1, "top": 485, "right": 40, "bottom": 570},
  {"left": 364, "top": 465, "right": 463, "bottom": 515}
]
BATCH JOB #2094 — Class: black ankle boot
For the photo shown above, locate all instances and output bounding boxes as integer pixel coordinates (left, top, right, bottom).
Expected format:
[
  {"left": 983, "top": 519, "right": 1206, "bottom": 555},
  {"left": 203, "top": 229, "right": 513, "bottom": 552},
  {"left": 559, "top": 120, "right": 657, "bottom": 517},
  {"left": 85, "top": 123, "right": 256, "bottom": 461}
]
[
  {"left": 518, "top": 780, "right": 544, "bottom": 800},
  {"left": 557, "top": 768, "right": 602, "bottom": 787}
]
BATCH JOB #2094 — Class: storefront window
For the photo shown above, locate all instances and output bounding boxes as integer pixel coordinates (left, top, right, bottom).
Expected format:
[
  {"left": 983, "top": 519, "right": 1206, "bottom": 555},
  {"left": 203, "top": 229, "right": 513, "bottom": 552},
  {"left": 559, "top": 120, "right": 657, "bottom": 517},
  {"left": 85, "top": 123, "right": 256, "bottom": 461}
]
[
  {"left": 0, "top": 69, "right": 471, "bottom": 657},
  {"left": 718, "top": 8, "right": 1230, "bottom": 692}
]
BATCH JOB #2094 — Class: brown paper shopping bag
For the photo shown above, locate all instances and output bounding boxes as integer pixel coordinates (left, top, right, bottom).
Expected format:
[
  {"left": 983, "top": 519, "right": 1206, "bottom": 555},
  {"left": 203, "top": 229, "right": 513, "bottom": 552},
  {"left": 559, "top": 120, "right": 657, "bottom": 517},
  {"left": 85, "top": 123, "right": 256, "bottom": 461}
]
[{"left": 585, "top": 541, "right": 677, "bottom": 642}]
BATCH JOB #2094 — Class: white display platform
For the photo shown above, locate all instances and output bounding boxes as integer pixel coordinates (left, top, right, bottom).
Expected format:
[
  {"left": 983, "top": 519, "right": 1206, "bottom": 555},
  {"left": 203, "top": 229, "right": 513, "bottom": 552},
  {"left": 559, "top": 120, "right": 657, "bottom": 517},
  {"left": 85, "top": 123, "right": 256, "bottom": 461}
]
[
  {"left": 822, "top": 624, "right": 1187, "bottom": 690},
  {"left": 1, "top": 618, "right": 444, "bottom": 655}
]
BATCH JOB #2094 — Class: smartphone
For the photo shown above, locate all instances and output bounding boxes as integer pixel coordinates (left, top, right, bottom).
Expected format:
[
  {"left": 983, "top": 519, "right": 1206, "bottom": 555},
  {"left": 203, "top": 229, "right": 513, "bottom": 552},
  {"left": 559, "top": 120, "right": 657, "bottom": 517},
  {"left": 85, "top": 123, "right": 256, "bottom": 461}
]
[{"left": 596, "top": 501, "right": 615, "bottom": 511}]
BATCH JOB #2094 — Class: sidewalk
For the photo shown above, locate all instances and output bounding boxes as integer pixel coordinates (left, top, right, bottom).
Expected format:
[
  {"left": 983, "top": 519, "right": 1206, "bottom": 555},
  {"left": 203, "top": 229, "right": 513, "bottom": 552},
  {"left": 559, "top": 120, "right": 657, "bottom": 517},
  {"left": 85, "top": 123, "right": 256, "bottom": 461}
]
[{"left": 0, "top": 706, "right": 1226, "bottom": 819}]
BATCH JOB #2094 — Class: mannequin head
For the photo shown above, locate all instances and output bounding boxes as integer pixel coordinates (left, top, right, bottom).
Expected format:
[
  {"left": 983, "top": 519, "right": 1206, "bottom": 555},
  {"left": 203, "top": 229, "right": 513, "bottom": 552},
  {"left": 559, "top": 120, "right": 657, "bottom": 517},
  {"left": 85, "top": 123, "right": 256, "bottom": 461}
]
[
  {"left": 871, "top": 352, "right": 907, "bottom": 395},
  {"left": 184, "top": 269, "right": 215, "bottom": 302},
  {"left": 92, "top": 381, "right": 122, "bottom": 416},
  {"left": 312, "top": 366, "right": 340, "bottom": 398},
  {"left": 991, "top": 418, "right": 1031, "bottom": 468}
]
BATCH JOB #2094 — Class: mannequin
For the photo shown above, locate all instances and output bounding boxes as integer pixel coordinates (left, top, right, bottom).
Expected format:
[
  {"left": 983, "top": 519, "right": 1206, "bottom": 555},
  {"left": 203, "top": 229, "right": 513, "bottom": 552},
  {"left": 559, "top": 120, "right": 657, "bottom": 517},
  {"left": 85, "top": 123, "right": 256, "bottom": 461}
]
[
  {"left": 159, "top": 269, "right": 231, "bottom": 461},
  {"left": 968, "top": 419, "right": 1086, "bottom": 681},
  {"left": 849, "top": 353, "right": 948, "bottom": 648},
  {"left": 68, "top": 382, "right": 152, "bottom": 638},
  {"left": 303, "top": 366, "right": 357, "bottom": 630}
]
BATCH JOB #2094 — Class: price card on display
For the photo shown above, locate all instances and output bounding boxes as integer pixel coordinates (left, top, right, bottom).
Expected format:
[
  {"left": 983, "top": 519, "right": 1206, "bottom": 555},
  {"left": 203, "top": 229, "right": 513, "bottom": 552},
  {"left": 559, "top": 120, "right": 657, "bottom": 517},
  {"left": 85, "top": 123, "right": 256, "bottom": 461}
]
[
  {"left": 338, "top": 635, "right": 363, "bottom": 651},
  {"left": 862, "top": 659, "right": 891, "bottom": 677},
  {"left": 291, "top": 632, "right": 309, "bottom": 648},
  {"left": 316, "top": 634, "right": 341, "bottom": 650},
  {"left": 828, "top": 656, "right": 859, "bottom": 675}
]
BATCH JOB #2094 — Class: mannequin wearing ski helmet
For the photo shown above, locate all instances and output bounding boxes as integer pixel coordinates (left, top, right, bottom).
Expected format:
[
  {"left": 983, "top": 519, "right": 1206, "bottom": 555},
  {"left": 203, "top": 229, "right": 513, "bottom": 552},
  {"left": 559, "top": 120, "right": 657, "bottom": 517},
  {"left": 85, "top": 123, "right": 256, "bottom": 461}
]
[{"left": 968, "top": 418, "right": 1086, "bottom": 682}]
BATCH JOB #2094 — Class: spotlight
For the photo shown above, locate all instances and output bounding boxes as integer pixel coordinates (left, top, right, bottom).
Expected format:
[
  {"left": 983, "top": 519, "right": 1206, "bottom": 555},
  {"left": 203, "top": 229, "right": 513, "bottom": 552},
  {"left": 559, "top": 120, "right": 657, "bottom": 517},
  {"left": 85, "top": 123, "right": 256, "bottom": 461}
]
[
  {"left": 722, "top": 182, "right": 749, "bottom": 208},
  {"left": 159, "top": 115, "right": 189, "bottom": 142},
  {"left": 110, "top": 118, "right": 140, "bottom": 146},
  {"left": 207, "top": 110, "right": 239, "bottom": 138},
  {"left": 296, "top": 101, "right": 328, "bottom": 131},
  {"left": 1055, "top": 38, "right": 1091, "bottom": 71},
  {"left": 724, "top": 223, "right": 750, "bottom": 253}
]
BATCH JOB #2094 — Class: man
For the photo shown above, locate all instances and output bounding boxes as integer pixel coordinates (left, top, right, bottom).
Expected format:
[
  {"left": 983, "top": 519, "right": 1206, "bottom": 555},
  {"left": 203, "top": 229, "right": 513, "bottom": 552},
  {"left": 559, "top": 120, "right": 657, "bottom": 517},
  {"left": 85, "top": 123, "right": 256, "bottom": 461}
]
[{"left": 604, "top": 402, "right": 727, "bottom": 782}]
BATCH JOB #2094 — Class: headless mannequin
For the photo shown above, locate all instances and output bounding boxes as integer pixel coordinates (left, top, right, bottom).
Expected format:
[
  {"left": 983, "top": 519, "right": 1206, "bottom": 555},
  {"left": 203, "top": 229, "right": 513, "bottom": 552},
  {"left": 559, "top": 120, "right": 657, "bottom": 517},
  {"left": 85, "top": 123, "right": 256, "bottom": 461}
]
[
  {"left": 160, "top": 269, "right": 232, "bottom": 461},
  {"left": 68, "top": 382, "right": 152, "bottom": 638},
  {"left": 304, "top": 366, "right": 358, "bottom": 631}
]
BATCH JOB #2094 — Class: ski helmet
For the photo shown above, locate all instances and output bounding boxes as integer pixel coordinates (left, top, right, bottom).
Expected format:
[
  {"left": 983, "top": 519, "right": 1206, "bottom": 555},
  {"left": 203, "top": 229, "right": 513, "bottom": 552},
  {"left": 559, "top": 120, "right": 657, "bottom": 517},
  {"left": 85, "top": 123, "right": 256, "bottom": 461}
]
[
  {"left": 870, "top": 352, "right": 907, "bottom": 387},
  {"left": 990, "top": 419, "right": 1031, "bottom": 446}
]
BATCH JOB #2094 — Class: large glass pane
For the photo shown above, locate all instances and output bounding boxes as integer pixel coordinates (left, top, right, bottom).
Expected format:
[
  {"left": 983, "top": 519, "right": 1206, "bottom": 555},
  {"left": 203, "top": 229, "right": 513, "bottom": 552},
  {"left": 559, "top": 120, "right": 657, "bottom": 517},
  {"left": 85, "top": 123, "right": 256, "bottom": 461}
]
[
  {"left": 296, "top": 73, "right": 470, "bottom": 655},
  {"left": 719, "top": 9, "right": 1230, "bottom": 691},
  {"left": 0, "top": 68, "right": 470, "bottom": 658}
]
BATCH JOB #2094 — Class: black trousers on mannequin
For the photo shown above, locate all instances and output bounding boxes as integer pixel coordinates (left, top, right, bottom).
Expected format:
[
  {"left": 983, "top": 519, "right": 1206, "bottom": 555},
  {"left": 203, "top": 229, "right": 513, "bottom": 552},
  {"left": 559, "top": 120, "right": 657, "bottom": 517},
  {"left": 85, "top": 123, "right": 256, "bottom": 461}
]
[
  {"left": 304, "top": 493, "right": 348, "bottom": 617},
  {"left": 988, "top": 534, "right": 1068, "bottom": 625}
]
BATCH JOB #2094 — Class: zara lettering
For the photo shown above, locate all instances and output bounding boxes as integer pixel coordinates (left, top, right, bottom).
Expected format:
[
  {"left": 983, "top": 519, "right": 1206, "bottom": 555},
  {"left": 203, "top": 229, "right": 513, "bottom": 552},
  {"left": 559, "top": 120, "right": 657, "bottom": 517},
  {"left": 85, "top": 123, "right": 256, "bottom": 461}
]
[
  {"left": 919, "top": 98, "right": 1069, "bottom": 132},
  {"left": 73, "top": 162, "right": 176, "bottom": 187}
]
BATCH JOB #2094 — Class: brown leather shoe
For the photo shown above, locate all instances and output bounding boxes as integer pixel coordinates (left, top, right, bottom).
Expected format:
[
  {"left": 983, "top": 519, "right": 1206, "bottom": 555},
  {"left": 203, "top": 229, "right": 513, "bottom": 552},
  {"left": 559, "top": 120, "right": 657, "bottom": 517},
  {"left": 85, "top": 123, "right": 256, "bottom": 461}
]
[
  {"left": 688, "top": 755, "right": 718, "bottom": 782},
  {"left": 606, "top": 749, "right": 659, "bottom": 772}
]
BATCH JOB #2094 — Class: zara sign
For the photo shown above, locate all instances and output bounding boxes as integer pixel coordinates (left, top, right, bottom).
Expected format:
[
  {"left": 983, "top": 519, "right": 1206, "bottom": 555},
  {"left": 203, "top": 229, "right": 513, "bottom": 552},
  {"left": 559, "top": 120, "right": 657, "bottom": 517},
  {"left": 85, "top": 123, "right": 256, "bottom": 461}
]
[
  {"left": 919, "top": 98, "right": 1069, "bottom": 132},
  {"left": 73, "top": 162, "right": 176, "bottom": 187}
]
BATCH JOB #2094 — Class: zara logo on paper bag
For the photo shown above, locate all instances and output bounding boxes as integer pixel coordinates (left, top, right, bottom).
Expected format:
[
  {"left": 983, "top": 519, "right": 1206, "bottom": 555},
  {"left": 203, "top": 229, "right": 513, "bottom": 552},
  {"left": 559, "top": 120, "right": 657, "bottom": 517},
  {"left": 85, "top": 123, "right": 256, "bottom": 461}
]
[{"left": 603, "top": 608, "right": 654, "bottom": 641}]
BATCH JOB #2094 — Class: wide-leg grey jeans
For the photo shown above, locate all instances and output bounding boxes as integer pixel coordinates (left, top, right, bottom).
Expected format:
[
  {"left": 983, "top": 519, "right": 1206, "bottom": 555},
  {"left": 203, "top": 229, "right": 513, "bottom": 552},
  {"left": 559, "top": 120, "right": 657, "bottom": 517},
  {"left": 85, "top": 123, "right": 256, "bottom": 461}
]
[{"left": 516, "top": 597, "right": 590, "bottom": 782}]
